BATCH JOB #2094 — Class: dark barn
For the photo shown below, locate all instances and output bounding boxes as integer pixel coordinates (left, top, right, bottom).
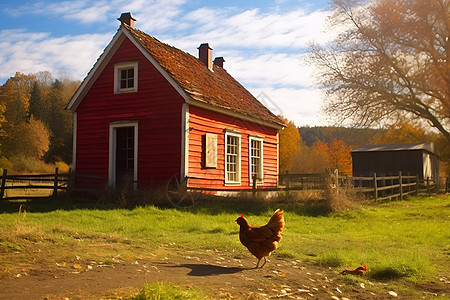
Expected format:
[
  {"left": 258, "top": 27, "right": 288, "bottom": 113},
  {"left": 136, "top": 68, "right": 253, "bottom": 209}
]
[{"left": 351, "top": 143, "right": 439, "bottom": 182}]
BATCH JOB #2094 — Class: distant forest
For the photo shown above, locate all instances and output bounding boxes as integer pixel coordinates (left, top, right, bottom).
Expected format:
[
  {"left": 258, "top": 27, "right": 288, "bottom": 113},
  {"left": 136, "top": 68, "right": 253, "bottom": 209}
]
[{"left": 298, "top": 126, "right": 381, "bottom": 148}]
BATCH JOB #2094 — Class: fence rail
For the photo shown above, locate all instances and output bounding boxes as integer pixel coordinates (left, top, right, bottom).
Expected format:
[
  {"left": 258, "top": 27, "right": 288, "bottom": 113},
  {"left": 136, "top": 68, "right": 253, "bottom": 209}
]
[
  {"left": 1, "top": 169, "right": 447, "bottom": 201},
  {"left": 279, "top": 171, "right": 448, "bottom": 201},
  {"left": 0, "top": 168, "right": 71, "bottom": 201}
]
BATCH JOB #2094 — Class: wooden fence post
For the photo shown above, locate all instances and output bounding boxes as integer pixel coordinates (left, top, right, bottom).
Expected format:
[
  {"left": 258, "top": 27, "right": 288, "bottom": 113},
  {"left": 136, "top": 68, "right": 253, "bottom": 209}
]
[
  {"left": 67, "top": 168, "right": 73, "bottom": 193},
  {"left": 416, "top": 174, "right": 420, "bottom": 195},
  {"left": 373, "top": 173, "right": 378, "bottom": 201},
  {"left": 0, "top": 169, "right": 7, "bottom": 200},
  {"left": 399, "top": 171, "right": 403, "bottom": 200},
  {"left": 53, "top": 168, "right": 59, "bottom": 197},
  {"left": 446, "top": 176, "right": 449, "bottom": 194}
]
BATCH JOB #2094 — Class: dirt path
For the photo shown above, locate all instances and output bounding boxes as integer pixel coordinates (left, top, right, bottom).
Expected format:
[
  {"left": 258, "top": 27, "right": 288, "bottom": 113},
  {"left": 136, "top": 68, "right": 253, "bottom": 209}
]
[{"left": 0, "top": 252, "right": 441, "bottom": 299}]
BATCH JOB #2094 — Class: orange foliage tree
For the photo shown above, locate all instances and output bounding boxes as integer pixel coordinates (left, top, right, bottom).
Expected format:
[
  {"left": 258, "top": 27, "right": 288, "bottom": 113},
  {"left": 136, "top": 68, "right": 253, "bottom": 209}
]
[
  {"left": 312, "top": 139, "right": 353, "bottom": 175},
  {"left": 278, "top": 116, "right": 302, "bottom": 172},
  {"left": 371, "top": 121, "right": 435, "bottom": 145}
]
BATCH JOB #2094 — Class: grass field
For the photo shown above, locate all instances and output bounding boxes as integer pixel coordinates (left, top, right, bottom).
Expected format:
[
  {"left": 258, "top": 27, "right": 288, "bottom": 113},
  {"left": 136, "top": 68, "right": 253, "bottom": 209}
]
[{"left": 0, "top": 193, "right": 449, "bottom": 298}]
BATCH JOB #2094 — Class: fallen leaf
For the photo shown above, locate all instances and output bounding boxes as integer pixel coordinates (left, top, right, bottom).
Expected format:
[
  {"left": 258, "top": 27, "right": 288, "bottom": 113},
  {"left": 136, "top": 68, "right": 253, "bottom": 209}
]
[
  {"left": 73, "top": 264, "right": 82, "bottom": 269},
  {"left": 56, "top": 262, "right": 66, "bottom": 267},
  {"left": 360, "top": 282, "right": 365, "bottom": 289},
  {"left": 388, "top": 291, "right": 398, "bottom": 297}
]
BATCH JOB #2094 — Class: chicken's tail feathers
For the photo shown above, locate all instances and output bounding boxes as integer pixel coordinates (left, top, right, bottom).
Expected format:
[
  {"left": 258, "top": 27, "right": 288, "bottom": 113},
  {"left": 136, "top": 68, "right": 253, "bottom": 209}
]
[{"left": 267, "top": 209, "right": 284, "bottom": 232}]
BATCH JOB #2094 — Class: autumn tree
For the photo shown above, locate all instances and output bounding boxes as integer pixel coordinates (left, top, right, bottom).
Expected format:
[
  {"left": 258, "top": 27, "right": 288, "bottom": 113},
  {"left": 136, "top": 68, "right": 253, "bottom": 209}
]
[
  {"left": 2, "top": 116, "right": 50, "bottom": 159},
  {"left": 0, "top": 71, "right": 77, "bottom": 169},
  {"left": 0, "top": 72, "right": 35, "bottom": 128},
  {"left": 371, "top": 121, "right": 435, "bottom": 144},
  {"left": 292, "top": 146, "right": 329, "bottom": 174},
  {"left": 278, "top": 116, "right": 302, "bottom": 172},
  {"left": 312, "top": 139, "right": 353, "bottom": 175},
  {"left": 309, "top": 0, "right": 449, "bottom": 144}
]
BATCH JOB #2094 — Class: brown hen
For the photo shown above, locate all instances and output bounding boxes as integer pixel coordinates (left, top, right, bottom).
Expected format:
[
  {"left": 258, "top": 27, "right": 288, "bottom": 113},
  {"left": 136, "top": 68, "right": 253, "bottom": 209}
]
[{"left": 236, "top": 209, "right": 284, "bottom": 268}]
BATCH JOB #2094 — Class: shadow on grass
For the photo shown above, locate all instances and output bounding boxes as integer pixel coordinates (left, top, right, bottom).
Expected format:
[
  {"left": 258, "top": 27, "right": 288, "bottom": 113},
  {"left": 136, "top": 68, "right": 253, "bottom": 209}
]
[
  {"left": 0, "top": 190, "right": 332, "bottom": 218},
  {"left": 172, "top": 263, "right": 246, "bottom": 276},
  {"left": 369, "top": 267, "right": 414, "bottom": 281}
]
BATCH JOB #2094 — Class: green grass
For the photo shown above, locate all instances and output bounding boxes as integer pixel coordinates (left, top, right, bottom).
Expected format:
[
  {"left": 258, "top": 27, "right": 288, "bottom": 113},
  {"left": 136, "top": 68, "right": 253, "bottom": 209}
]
[
  {"left": 128, "top": 282, "right": 207, "bottom": 300},
  {"left": 0, "top": 194, "right": 449, "bottom": 285}
]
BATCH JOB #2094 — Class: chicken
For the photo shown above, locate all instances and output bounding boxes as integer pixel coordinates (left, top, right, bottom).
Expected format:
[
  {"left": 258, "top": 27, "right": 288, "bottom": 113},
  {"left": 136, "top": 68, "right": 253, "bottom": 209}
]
[
  {"left": 340, "top": 264, "right": 367, "bottom": 276},
  {"left": 236, "top": 209, "right": 284, "bottom": 268}
]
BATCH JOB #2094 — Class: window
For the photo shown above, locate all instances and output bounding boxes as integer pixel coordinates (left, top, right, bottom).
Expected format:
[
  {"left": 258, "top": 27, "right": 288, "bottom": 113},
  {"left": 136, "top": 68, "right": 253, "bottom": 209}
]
[
  {"left": 120, "top": 68, "right": 135, "bottom": 90},
  {"left": 249, "top": 137, "right": 263, "bottom": 185},
  {"left": 114, "top": 62, "right": 138, "bottom": 93},
  {"left": 225, "top": 132, "right": 241, "bottom": 184}
]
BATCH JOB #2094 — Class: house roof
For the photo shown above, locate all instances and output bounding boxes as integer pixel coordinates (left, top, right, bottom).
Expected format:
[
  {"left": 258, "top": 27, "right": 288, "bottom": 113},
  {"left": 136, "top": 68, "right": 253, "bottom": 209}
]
[
  {"left": 352, "top": 142, "right": 439, "bottom": 155},
  {"left": 68, "top": 23, "right": 285, "bottom": 128}
]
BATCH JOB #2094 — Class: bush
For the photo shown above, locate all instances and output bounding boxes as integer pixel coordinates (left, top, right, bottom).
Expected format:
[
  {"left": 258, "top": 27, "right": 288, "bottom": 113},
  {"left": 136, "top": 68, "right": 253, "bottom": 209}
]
[
  {"left": 323, "top": 169, "right": 357, "bottom": 212},
  {"left": 1, "top": 156, "right": 70, "bottom": 174}
]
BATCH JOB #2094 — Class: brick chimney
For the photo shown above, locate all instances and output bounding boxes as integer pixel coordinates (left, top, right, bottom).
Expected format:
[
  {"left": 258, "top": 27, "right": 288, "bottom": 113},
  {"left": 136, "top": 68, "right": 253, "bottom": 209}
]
[
  {"left": 213, "top": 57, "right": 225, "bottom": 68},
  {"left": 118, "top": 12, "right": 136, "bottom": 29},
  {"left": 198, "top": 43, "right": 213, "bottom": 70}
]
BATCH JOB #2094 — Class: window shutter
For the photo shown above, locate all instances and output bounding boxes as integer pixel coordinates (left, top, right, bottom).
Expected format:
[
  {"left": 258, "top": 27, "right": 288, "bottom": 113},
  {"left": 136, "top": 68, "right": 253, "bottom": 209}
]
[{"left": 205, "top": 133, "right": 217, "bottom": 168}]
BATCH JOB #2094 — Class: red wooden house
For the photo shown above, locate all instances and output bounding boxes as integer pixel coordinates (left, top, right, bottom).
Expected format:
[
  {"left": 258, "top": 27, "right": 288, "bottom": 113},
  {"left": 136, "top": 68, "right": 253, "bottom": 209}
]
[{"left": 67, "top": 13, "right": 285, "bottom": 194}]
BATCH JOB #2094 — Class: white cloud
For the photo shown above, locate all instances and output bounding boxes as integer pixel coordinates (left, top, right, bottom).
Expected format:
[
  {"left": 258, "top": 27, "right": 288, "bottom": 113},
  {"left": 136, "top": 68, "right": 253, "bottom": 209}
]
[
  {"left": 161, "top": 7, "right": 330, "bottom": 53},
  {"left": 124, "top": 0, "right": 187, "bottom": 32},
  {"left": 251, "top": 87, "right": 327, "bottom": 127},
  {"left": 0, "top": 29, "right": 111, "bottom": 80},
  {"left": 1, "top": 0, "right": 334, "bottom": 126},
  {"left": 223, "top": 52, "right": 314, "bottom": 88}
]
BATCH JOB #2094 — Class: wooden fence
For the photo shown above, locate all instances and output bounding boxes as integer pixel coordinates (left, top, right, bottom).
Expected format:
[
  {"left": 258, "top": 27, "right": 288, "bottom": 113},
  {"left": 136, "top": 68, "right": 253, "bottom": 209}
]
[
  {"left": 279, "top": 171, "right": 448, "bottom": 201},
  {"left": 1, "top": 168, "right": 447, "bottom": 202},
  {"left": 0, "top": 168, "right": 71, "bottom": 201}
]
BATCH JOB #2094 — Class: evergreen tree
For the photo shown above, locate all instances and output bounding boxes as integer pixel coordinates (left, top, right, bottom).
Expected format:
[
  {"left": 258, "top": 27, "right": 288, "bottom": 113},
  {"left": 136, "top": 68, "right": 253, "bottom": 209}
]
[{"left": 29, "top": 81, "right": 43, "bottom": 120}]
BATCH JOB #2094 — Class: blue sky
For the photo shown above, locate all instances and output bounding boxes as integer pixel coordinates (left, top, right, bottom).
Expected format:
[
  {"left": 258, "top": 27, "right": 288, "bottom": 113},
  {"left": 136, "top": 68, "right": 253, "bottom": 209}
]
[{"left": 0, "top": 0, "right": 334, "bottom": 126}]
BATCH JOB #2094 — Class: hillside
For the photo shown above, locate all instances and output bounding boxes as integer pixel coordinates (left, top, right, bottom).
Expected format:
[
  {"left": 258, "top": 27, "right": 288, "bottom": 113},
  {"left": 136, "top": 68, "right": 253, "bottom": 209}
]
[{"left": 298, "top": 126, "right": 382, "bottom": 147}]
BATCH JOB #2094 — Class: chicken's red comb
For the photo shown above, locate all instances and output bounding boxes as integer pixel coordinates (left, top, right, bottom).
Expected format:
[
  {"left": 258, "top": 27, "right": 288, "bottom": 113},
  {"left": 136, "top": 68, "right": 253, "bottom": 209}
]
[
  {"left": 363, "top": 264, "right": 367, "bottom": 270},
  {"left": 240, "top": 213, "right": 244, "bottom": 218}
]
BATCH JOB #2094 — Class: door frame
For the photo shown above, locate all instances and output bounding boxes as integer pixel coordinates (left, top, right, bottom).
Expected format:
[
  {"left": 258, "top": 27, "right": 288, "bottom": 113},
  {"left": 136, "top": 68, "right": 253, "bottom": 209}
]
[{"left": 108, "top": 121, "right": 138, "bottom": 188}]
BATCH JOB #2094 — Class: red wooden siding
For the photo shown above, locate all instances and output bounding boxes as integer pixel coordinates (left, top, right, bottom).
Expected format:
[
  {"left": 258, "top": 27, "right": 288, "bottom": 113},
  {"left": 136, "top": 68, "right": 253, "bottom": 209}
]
[
  {"left": 75, "top": 37, "right": 185, "bottom": 188},
  {"left": 187, "top": 105, "right": 279, "bottom": 190}
]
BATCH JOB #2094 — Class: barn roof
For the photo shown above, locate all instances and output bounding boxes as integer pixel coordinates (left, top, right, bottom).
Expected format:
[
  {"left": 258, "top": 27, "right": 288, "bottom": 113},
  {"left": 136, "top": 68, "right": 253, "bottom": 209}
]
[
  {"left": 352, "top": 142, "right": 439, "bottom": 155},
  {"left": 67, "top": 22, "right": 285, "bottom": 128}
]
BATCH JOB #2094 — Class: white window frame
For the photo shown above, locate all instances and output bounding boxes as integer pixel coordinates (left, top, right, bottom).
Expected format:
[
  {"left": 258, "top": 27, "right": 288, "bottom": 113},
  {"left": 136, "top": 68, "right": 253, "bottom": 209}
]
[
  {"left": 249, "top": 136, "right": 263, "bottom": 186},
  {"left": 114, "top": 61, "right": 138, "bottom": 93},
  {"left": 225, "top": 131, "right": 241, "bottom": 185}
]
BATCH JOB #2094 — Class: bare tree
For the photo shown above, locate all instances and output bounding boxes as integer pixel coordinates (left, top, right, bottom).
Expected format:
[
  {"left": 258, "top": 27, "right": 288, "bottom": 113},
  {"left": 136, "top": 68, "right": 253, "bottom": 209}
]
[{"left": 309, "top": 0, "right": 449, "bottom": 143}]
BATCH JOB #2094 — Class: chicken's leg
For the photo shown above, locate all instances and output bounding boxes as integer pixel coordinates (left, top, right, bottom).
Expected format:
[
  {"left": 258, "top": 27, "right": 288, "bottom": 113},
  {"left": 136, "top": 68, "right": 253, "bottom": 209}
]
[
  {"left": 255, "top": 258, "right": 262, "bottom": 268},
  {"left": 259, "top": 257, "right": 267, "bottom": 268}
]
